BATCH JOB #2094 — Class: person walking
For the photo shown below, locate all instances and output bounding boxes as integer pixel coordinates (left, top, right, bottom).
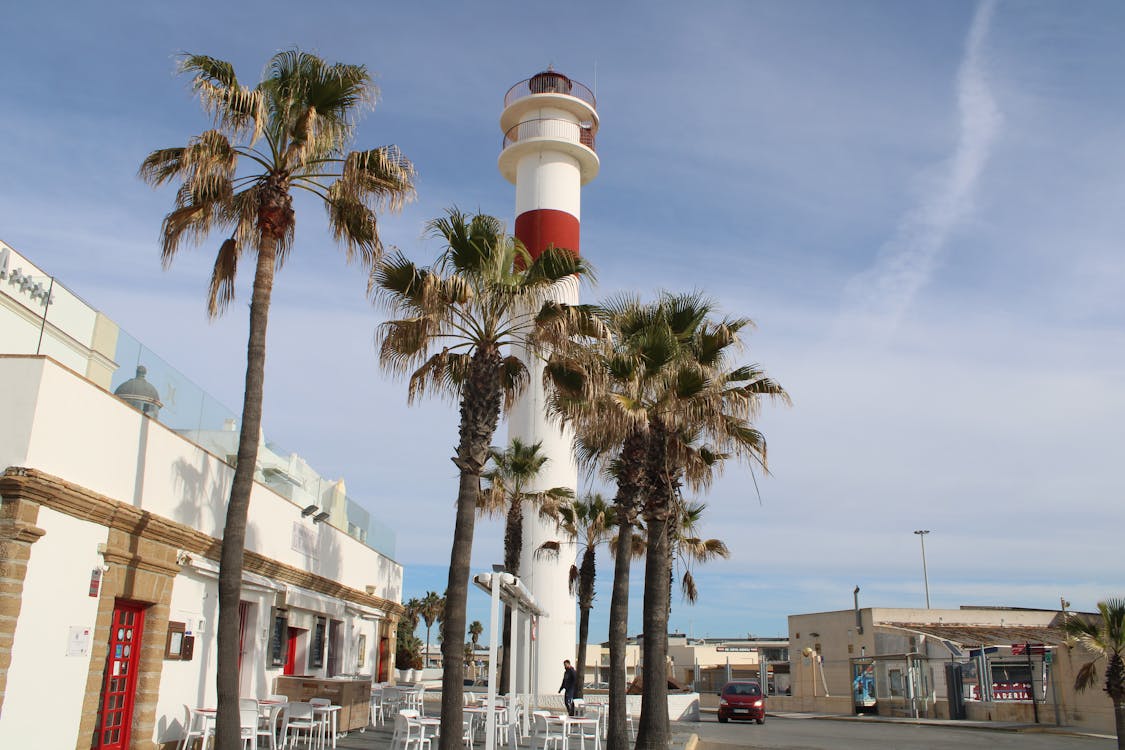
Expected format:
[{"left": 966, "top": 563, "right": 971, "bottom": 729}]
[{"left": 559, "top": 659, "right": 577, "bottom": 715}]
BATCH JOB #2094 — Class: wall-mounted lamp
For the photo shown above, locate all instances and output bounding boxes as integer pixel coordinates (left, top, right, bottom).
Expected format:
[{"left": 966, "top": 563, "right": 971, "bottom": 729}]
[
  {"left": 301, "top": 505, "right": 319, "bottom": 517},
  {"left": 313, "top": 511, "right": 331, "bottom": 523}
]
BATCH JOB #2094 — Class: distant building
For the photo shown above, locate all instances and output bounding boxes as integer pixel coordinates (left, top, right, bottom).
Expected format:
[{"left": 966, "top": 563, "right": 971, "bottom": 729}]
[
  {"left": 581, "top": 632, "right": 790, "bottom": 695},
  {"left": 0, "top": 239, "right": 404, "bottom": 747},
  {"left": 786, "top": 605, "right": 1114, "bottom": 733}
]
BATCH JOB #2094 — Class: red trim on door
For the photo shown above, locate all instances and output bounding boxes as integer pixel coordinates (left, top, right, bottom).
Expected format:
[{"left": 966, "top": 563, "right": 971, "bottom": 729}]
[
  {"left": 93, "top": 601, "right": 146, "bottom": 750},
  {"left": 284, "top": 627, "right": 304, "bottom": 676}
]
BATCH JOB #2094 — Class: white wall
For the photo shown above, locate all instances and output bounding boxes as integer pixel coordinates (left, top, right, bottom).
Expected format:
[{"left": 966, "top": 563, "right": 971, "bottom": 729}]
[
  {"left": 2, "top": 356, "right": 401, "bottom": 600},
  {"left": 0, "top": 506, "right": 106, "bottom": 745}
]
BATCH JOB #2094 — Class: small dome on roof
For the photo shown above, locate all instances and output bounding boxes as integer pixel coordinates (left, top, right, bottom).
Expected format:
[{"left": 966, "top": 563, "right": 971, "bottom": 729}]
[{"left": 114, "top": 365, "right": 163, "bottom": 419}]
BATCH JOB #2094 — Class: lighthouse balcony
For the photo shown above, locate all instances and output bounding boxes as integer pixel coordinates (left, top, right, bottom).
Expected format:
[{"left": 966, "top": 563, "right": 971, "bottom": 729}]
[
  {"left": 499, "top": 117, "right": 600, "bottom": 184},
  {"left": 503, "top": 118, "right": 596, "bottom": 152}
]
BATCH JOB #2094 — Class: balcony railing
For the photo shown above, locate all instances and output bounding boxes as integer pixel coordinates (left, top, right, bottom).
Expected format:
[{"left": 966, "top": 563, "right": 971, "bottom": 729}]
[
  {"left": 505, "top": 75, "right": 596, "bottom": 110},
  {"left": 503, "top": 118, "right": 597, "bottom": 152}
]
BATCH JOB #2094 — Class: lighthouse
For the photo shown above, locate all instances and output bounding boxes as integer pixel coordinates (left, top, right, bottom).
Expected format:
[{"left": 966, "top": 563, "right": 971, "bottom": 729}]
[{"left": 500, "top": 68, "right": 600, "bottom": 695}]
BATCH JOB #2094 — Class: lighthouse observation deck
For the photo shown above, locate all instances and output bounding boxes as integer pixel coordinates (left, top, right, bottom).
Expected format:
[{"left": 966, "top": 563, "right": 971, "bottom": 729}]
[{"left": 499, "top": 70, "right": 600, "bottom": 185}]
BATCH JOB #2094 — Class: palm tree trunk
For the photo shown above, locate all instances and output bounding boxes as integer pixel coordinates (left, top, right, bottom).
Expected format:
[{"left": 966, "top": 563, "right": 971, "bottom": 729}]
[
  {"left": 439, "top": 348, "right": 503, "bottom": 750},
  {"left": 575, "top": 546, "right": 596, "bottom": 699},
  {"left": 635, "top": 512, "right": 671, "bottom": 750},
  {"left": 215, "top": 239, "right": 276, "bottom": 750},
  {"left": 607, "top": 510, "right": 633, "bottom": 750},
  {"left": 636, "top": 425, "right": 672, "bottom": 750},
  {"left": 1115, "top": 699, "right": 1125, "bottom": 750},
  {"left": 607, "top": 432, "right": 644, "bottom": 750},
  {"left": 499, "top": 500, "right": 523, "bottom": 695}
]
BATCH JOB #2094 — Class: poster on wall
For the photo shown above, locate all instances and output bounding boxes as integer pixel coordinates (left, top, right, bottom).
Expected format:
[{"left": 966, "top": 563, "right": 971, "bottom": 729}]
[{"left": 67, "top": 626, "right": 91, "bottom": 656}]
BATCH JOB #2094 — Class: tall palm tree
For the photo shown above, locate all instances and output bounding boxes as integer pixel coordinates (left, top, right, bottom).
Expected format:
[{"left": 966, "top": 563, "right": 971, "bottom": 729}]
[
  {"left": 636, "top": 303, "right": 787, "bottom": 750},
  {"left": 1064, "top": 598, "right": 1125, "bottom": 748},
  {"left": 480, "top": 438, "right": 573, "bottom": 693},
  {"left": 546, "top": 292, "right": 787, "bottom": 750},
  {"left": 373, "top": 208, "right": 601, "bottom": 750},
  {"left": 544, "top": 295, "right": 688, "bottom": 750},
  {"left": 420, "top": 591, "right": 445, "bottom": 668},
  {"left": 537, "top": 493, "right": 616, "bottom": 698},
  {"left": 140, "top": 50, "right": 414, "bottom": 747}
]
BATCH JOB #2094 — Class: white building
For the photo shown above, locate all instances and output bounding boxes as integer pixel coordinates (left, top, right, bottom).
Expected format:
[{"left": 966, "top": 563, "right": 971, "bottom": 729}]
[{"left": 0, "top": 240, "right": 404, "bottom": 748}]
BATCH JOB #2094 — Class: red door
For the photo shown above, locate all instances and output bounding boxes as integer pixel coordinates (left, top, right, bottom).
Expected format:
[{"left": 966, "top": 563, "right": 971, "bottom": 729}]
[
  {"left": 284, "top": 627, "right": 305, "bottom": 676},
  {"left": 94, "top": 601, "right": 146, "bottom": 749}
]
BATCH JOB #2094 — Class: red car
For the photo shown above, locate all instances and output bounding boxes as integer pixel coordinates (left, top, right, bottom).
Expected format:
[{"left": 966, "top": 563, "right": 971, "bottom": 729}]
[{"left": 717, "top": 680, "right": 766, "bottom": 724}]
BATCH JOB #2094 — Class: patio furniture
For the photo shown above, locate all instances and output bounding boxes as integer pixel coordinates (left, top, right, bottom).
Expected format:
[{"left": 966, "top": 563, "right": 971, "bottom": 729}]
[{"left": 178, "top": 705, "right": 214, "bottom": 750}]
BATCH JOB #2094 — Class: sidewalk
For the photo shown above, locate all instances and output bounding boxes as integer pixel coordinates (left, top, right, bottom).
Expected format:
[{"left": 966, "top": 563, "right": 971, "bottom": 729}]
[{"left": 759, "top": 709, "right": 1116, "bottom": 741}]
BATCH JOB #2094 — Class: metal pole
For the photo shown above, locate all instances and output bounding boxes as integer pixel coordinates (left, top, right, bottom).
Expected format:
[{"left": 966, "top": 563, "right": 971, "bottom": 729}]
[
  {"left": 486, "top": 569, "right": 502, "bottom": 750},
  {"left": 913, "top": 530, "right": 931, "bottom": 608},
  {"left": 35, "top": 277, "right": 55, "bottom": 355},
  {"left": 1026, "top": 642, "right": 1039, "bottom": 724}
]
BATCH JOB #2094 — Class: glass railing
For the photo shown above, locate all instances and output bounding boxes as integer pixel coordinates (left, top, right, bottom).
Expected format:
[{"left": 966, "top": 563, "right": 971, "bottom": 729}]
[
  {"left": 109, "top": 329, "right": 397, "bottom": 558},
  {"left": 3, "top": 243, "right": 398, "bottom": 560}
]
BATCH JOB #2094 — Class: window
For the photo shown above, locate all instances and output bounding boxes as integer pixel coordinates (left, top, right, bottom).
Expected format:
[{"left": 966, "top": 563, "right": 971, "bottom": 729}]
[
  {"left": 268, "top": 609, "right": 289, "bottom": 668},
  {"left": 308, "top": 616, "right": 326, "bottom": 670}
]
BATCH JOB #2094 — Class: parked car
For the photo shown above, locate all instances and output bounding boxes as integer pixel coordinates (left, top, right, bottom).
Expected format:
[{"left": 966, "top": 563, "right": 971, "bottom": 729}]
[{"left": 717, "top": 680, "right": 765, "bottom": 724}]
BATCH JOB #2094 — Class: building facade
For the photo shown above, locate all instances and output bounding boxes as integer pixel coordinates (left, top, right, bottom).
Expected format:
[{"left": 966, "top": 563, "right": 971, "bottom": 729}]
[
  {"left": 785, "top": 605, "right": 1115, "bottom": 733},
  {"left": 0, "top": 240, "right": 404, "bottom": 748}
]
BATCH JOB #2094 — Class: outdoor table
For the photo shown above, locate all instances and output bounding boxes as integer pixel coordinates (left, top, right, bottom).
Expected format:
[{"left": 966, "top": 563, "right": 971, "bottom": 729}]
[
  {"left": 313, "top": 704, "right": 343, "bottom": 748},
  {"left": 554, "top": 714, "right": 599, "bottom": 750}
]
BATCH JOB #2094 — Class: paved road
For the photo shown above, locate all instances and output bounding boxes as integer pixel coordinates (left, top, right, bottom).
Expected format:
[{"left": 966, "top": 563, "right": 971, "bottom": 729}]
[{"left": 682, "top": 715, "right": 1114, "bottom": 750}]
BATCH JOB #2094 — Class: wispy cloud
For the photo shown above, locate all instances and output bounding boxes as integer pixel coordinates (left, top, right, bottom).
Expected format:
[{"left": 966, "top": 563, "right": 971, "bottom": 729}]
[{"left": 841, "top": 0, "right": 1001, "bottom": 338}]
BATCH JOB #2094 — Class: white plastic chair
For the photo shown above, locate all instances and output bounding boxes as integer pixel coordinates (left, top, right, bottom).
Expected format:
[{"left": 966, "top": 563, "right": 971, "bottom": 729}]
[
  {"left": 178, "top": 705, "right": 214, "bottom": 750},
  {"left": 531, "top": 711, "right": 564, "bottom": 750},
  {"left": 382, "top": 686, "right": 403, "bottom": 717},
  {"left": 371, "top": 689, "right": 385, "bottom": 727},
  {"left": 239, "top": 706, "right": 259, "bottom": 749},
  {"left": 258, "top": 702, "right": 284, "bottom": 750},
  {"left": 391, "top": 711, "right": 431, "bottom": 750},
  {"left": 309, "top": 698, "right": 333, "bottom": 748},
  {"left": 282, "top": 702, "right": 322, "bottom": 749}
]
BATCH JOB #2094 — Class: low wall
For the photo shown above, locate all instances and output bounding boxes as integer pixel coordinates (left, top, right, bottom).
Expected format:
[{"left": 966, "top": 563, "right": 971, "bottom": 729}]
[{"left": 768, "top": 695, "right": 854, "bottom": 714}]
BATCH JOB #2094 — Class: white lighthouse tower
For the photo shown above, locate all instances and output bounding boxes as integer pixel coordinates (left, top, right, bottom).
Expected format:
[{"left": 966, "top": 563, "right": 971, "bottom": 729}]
[{"left": 499, "top": 69, "right": 600, "bottom": 695}]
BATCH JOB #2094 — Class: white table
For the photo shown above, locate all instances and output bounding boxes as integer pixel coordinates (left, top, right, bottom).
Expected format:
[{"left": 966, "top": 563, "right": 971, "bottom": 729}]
[
  {"left": 313, "top": 704, "right": 342, "bottom": 748},
  {"left": 552, "top": 714, "right": 599, "bottom": 750}
]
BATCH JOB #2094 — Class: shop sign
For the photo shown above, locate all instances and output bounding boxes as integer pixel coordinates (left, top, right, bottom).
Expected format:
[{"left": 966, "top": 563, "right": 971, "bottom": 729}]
[{"left": 0, "top": 246, "right": 54, "bottom": 307}]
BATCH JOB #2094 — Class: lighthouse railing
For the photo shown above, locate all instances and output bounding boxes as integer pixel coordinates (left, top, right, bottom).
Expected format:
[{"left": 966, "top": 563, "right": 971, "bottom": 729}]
[
  {"left": 505, "top": 77, "right": 596, "bottom": 109},
  {"left": 503, "top": 118, "right": 597, "bottom": 152}
]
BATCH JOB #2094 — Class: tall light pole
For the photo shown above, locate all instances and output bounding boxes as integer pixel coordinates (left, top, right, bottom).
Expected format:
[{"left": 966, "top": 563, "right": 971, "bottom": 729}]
[{"left": 913, "top": 530, "right": 931, "bottom": 608}]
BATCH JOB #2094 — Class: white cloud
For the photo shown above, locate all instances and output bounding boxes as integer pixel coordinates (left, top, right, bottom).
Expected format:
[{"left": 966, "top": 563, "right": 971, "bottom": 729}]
[{"left": 842, "top": 0, "right": 1002, "bottom": 340}]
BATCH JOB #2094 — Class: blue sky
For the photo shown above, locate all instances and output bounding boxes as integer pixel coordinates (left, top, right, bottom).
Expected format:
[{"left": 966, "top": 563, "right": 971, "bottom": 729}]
[{"left": 3, "top": 1, "right": 1124, "bottom": 647}]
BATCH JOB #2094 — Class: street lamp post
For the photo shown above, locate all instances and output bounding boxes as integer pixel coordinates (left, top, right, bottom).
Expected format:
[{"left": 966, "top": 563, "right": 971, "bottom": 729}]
[{"left": 913, "top": 530, "right": 931, "bottom": 608}]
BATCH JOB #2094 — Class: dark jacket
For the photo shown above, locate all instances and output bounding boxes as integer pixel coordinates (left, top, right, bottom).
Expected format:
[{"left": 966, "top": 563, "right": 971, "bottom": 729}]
[{"left": 560, "top": 665, "right": 577, "bottom": 692}]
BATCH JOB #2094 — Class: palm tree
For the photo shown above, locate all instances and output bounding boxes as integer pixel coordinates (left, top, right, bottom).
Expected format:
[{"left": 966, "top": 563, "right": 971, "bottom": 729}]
[
  {"left": 546, "top": 292, "right": 787, "bottom": 750},
  {"left": 480, "top": 438, "right": 573, "bottom": 693},
  {"left": 668, "top": 499, "right": 729, "bottom": 605},
  {"left": 372, "top": 208, "right": 601, "bottom": 750},
  {"left": 537, "top": 493, "right": 616, "bottom": 698},
  {"left": 420, "top": 591, "right": 445, "bottom": 668},
  {"left": 468, "top": 620, "right": 484, "bottom": 680},
  {"left": 544, "top": 295, "right": 686, "bottom": 750},
  {"left": 1064, "top": 598, "right": 1125, "bottom": 748},
  {"left": 635, "top": 302, "right": 786, "bottom": 750},
  {"left": 140, "top": 50, "right": 414, "bottom": 747}
]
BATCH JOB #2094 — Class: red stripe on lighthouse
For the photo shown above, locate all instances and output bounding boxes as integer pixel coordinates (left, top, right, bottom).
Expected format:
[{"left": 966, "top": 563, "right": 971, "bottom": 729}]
[{"left": 515, "top": 209, "right": 580, "bottom": 259}]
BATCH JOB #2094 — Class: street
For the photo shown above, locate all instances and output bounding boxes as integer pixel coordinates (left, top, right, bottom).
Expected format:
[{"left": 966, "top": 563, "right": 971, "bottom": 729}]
[{"left": 683, "top": 715, "right": 1114, "bottom": 750}]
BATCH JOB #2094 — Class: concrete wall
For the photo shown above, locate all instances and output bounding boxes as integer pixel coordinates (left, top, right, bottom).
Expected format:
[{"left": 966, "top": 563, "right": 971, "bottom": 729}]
[{"left": 0, "top": 506, "right": 107, "bottom": 744}]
